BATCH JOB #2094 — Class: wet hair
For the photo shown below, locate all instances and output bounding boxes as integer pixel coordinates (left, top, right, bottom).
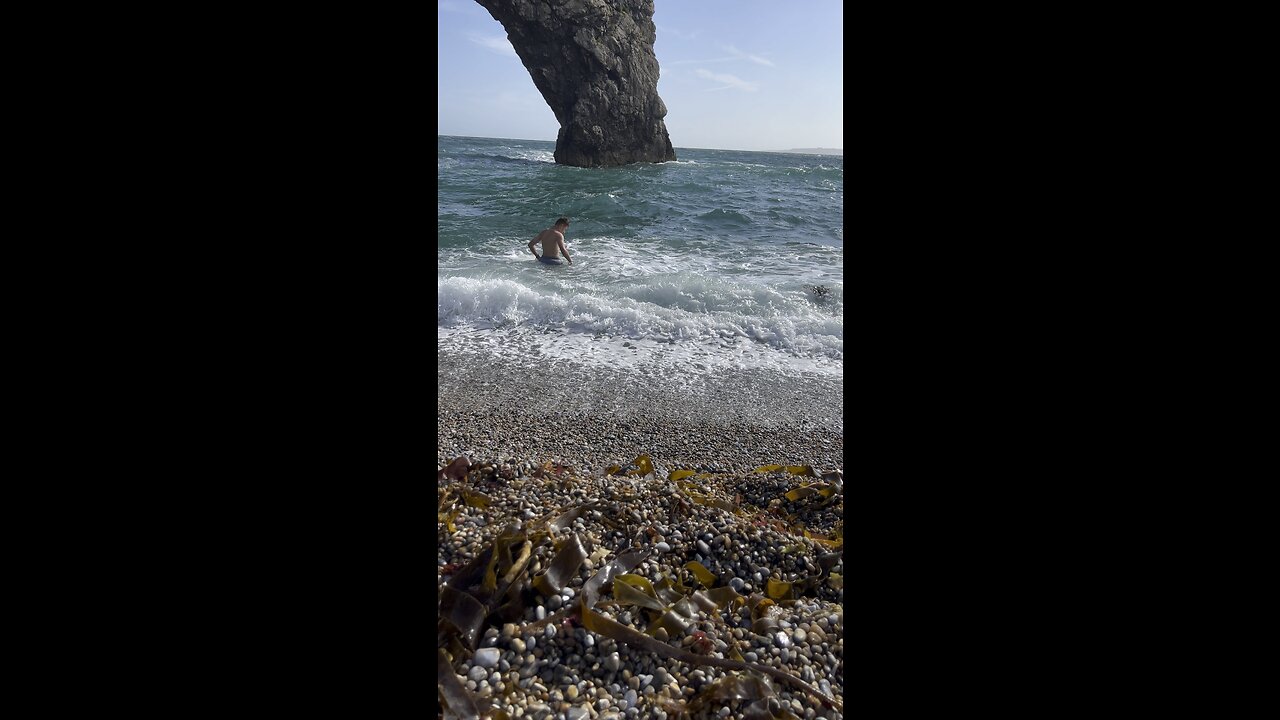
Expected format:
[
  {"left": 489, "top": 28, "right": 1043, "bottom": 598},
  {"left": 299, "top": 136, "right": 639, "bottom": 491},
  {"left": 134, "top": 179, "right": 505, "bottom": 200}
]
[{"left": 555, "top": 217, "right": 570, "bottom": 227}]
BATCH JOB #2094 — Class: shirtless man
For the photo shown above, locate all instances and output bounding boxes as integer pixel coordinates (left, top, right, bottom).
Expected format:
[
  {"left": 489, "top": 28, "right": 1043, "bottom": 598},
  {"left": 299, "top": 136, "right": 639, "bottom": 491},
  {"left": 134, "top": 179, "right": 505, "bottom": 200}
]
[{"left": 528, "top": 217, "right": 573, "bottom": 265}]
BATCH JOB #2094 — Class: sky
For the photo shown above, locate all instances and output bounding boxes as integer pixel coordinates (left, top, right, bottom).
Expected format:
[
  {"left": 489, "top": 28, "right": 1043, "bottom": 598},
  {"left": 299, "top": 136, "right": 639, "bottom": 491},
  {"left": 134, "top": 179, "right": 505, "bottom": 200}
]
[{"left": 437, "top": 0, "right": 843, "bottom": 152}]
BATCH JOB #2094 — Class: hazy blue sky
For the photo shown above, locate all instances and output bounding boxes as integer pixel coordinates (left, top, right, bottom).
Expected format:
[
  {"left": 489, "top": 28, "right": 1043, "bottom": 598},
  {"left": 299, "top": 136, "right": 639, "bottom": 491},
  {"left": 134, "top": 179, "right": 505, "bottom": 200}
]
[{"left": 437, "top": 0, "right": 843, "bottom": 152}]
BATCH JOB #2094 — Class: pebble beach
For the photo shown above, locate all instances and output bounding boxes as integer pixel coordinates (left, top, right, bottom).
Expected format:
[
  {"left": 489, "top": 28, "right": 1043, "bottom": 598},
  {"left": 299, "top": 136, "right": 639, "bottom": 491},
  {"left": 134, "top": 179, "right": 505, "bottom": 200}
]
[{"left": 438, "top": 350, "right": 844, "bottom": 720}]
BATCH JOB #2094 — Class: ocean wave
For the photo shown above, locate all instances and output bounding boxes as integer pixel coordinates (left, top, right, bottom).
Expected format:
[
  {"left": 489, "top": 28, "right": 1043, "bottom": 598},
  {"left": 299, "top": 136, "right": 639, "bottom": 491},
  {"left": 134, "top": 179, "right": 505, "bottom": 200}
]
[
  {"left": 696, "top": 209, "right": 754, "bottom": 226},
  {"left": 448, "top": 150, "right": 556, "bottom": 166},
  {"left": 438, "top": 276, "right": 842, "bottom": 360}
]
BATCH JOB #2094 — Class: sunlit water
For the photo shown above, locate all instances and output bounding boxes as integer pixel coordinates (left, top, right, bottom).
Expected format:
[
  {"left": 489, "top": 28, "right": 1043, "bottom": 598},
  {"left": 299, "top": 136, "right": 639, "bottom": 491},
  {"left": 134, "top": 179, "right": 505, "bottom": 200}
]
[{"left": 438, "top": 135, "right": 843, "bottom": 382}]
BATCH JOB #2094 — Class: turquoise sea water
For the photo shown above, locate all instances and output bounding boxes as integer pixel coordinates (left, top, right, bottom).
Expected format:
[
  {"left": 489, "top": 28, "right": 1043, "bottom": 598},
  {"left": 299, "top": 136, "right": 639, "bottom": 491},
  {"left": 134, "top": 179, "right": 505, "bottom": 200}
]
[{"left": 438, "top": 135, "right": 843, "bottom": 378}]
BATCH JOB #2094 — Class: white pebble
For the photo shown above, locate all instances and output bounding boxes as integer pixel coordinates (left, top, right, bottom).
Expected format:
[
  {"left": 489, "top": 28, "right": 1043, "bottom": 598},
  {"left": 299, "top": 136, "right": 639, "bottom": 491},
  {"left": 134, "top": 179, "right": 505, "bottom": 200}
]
[{"left": 536, "top": 605, "right": 547, "bottom": 620}]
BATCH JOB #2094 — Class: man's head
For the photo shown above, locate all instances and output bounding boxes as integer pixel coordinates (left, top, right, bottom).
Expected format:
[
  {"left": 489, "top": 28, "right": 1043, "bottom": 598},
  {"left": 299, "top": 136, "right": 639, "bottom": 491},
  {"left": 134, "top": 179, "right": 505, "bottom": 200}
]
[{"left": 555, "top": 217, "right": 570, "bottom": 230}]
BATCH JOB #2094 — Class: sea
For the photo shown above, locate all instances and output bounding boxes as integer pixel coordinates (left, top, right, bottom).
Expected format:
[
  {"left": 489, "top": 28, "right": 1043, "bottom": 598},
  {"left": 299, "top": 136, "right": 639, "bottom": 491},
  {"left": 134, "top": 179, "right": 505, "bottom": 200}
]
[{"left": 438, "top": 134, "right": 843, "bottom": 386}]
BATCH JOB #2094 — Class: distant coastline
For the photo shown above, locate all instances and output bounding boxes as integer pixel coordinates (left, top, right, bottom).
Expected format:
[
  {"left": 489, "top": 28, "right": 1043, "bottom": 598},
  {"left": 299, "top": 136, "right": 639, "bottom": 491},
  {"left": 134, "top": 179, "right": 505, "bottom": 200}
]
[{"left": 780, "top": 148, "right": 843, "bottom": 156}]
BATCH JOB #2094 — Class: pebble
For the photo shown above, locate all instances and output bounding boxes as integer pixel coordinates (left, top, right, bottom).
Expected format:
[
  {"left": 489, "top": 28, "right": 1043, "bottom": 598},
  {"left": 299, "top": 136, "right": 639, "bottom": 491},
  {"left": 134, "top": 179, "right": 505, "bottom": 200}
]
[
  {"left": 474, "top": 648, "right": 501, "bottom": 668},
  {"left": 436, "top": 446, "right": 844, "bottom": 716}
]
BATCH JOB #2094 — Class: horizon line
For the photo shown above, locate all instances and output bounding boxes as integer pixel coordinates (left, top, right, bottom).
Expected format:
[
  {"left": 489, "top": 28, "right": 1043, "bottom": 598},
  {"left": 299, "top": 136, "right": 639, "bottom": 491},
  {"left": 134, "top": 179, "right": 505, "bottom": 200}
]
[{"left": 437, "top": 133, "right": 842, "bottom": 155}]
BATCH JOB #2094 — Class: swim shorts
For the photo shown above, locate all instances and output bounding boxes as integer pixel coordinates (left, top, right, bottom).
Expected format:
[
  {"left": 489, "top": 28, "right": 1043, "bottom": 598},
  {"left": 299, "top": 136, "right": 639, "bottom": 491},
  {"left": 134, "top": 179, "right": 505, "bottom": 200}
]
[{"left": 538, "top": 256, "right": 564, "bottom": 265}]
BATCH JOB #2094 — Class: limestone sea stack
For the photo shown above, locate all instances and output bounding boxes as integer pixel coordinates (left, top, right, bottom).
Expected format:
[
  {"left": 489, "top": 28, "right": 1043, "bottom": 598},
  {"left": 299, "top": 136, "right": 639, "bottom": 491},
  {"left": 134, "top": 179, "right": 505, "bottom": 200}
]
[{"left": 475, "top": 0, "right": 678, "bottom": 167}]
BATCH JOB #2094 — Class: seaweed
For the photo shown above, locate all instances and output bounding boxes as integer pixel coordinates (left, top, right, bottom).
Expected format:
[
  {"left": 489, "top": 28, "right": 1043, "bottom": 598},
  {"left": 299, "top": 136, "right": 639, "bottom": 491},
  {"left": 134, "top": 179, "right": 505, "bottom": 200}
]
[
  {"left": 531, "top": 533, "right": 587, "bottom": 597},
  {"left": 438, "top": 648, "right": 481, "bottom": 719},
  {"left": 577, "top": 600, "right": 842, "bottom": 712}
]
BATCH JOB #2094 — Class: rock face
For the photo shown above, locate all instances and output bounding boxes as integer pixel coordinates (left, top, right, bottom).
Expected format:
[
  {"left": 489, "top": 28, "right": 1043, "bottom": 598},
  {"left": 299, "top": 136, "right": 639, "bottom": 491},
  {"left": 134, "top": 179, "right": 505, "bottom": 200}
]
[{"left": 475, "top": 0, "right": 677, "bottom": 167}]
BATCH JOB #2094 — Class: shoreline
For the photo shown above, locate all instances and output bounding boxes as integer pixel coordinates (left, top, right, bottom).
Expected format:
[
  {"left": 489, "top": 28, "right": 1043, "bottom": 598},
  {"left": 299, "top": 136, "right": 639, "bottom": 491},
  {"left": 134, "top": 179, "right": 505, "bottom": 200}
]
[{"left": 438, "top": 347, "right": 843, "bottom": 475}]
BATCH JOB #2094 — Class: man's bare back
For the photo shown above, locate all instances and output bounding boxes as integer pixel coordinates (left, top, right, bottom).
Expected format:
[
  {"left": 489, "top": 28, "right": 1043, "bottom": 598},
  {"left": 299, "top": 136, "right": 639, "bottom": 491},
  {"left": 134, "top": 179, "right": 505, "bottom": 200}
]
[
  {"left": 534, "top": 228, "right": 564, "bottom": 258},
  {"left": 528, "top": 218, "right": 572, "bottom": 265}
]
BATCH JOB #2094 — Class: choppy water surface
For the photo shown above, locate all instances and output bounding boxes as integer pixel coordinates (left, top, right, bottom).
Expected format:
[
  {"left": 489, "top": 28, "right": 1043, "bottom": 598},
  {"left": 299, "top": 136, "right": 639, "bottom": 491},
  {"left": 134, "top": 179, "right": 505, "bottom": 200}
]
[{"left": 438, "top": 135, "right": 843, "bottom": 379}]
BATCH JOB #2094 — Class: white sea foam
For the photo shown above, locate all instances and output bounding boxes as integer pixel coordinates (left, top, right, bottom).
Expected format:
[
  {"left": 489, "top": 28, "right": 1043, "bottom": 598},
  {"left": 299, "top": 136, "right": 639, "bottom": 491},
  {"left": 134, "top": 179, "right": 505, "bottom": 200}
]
[{"left": 437, "top": 275, "right": 842, "bottom": 377}]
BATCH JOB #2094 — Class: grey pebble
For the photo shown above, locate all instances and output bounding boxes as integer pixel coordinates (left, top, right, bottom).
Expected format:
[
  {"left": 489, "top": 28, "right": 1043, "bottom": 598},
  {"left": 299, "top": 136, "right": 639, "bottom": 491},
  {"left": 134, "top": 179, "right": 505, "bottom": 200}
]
[
  {"left": 655, "top": 542, "right": 671, "bottom": 553},
  {"left": 729, "top": 577, "right": 745, "bottom": 592},
  {"left": 696, "top": 540, "right": 711, "bottom": 555},
  {"left": 794, "top": 628, "right": 807, "bottom": 643},
  {"left": 468, "top": 665, "right": 488, "bottom": 682},
  {"left": 567, "top": 707, "right": 590, "bottom": 720},
  {"left": 536, "top": 605, "right": 547, "bottom": 620},
  {"left": 623, "top": 688, "right": 638, "bottom": 709},
  {"left": 604, "top": 653, "right": 621, "bottom": 672},
  {"left": 474, "top": 648, "right": 501, "bottom": 668},
  {"left": 547, "top": 595, "right": 563, "bottom": 610}
]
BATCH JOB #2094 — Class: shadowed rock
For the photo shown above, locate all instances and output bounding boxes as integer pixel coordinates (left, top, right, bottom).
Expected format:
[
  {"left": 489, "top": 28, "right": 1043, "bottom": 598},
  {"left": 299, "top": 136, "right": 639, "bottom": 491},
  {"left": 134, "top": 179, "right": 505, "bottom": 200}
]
[{"left": 475, "top": 0, "right": 677, "bottom": 167}]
